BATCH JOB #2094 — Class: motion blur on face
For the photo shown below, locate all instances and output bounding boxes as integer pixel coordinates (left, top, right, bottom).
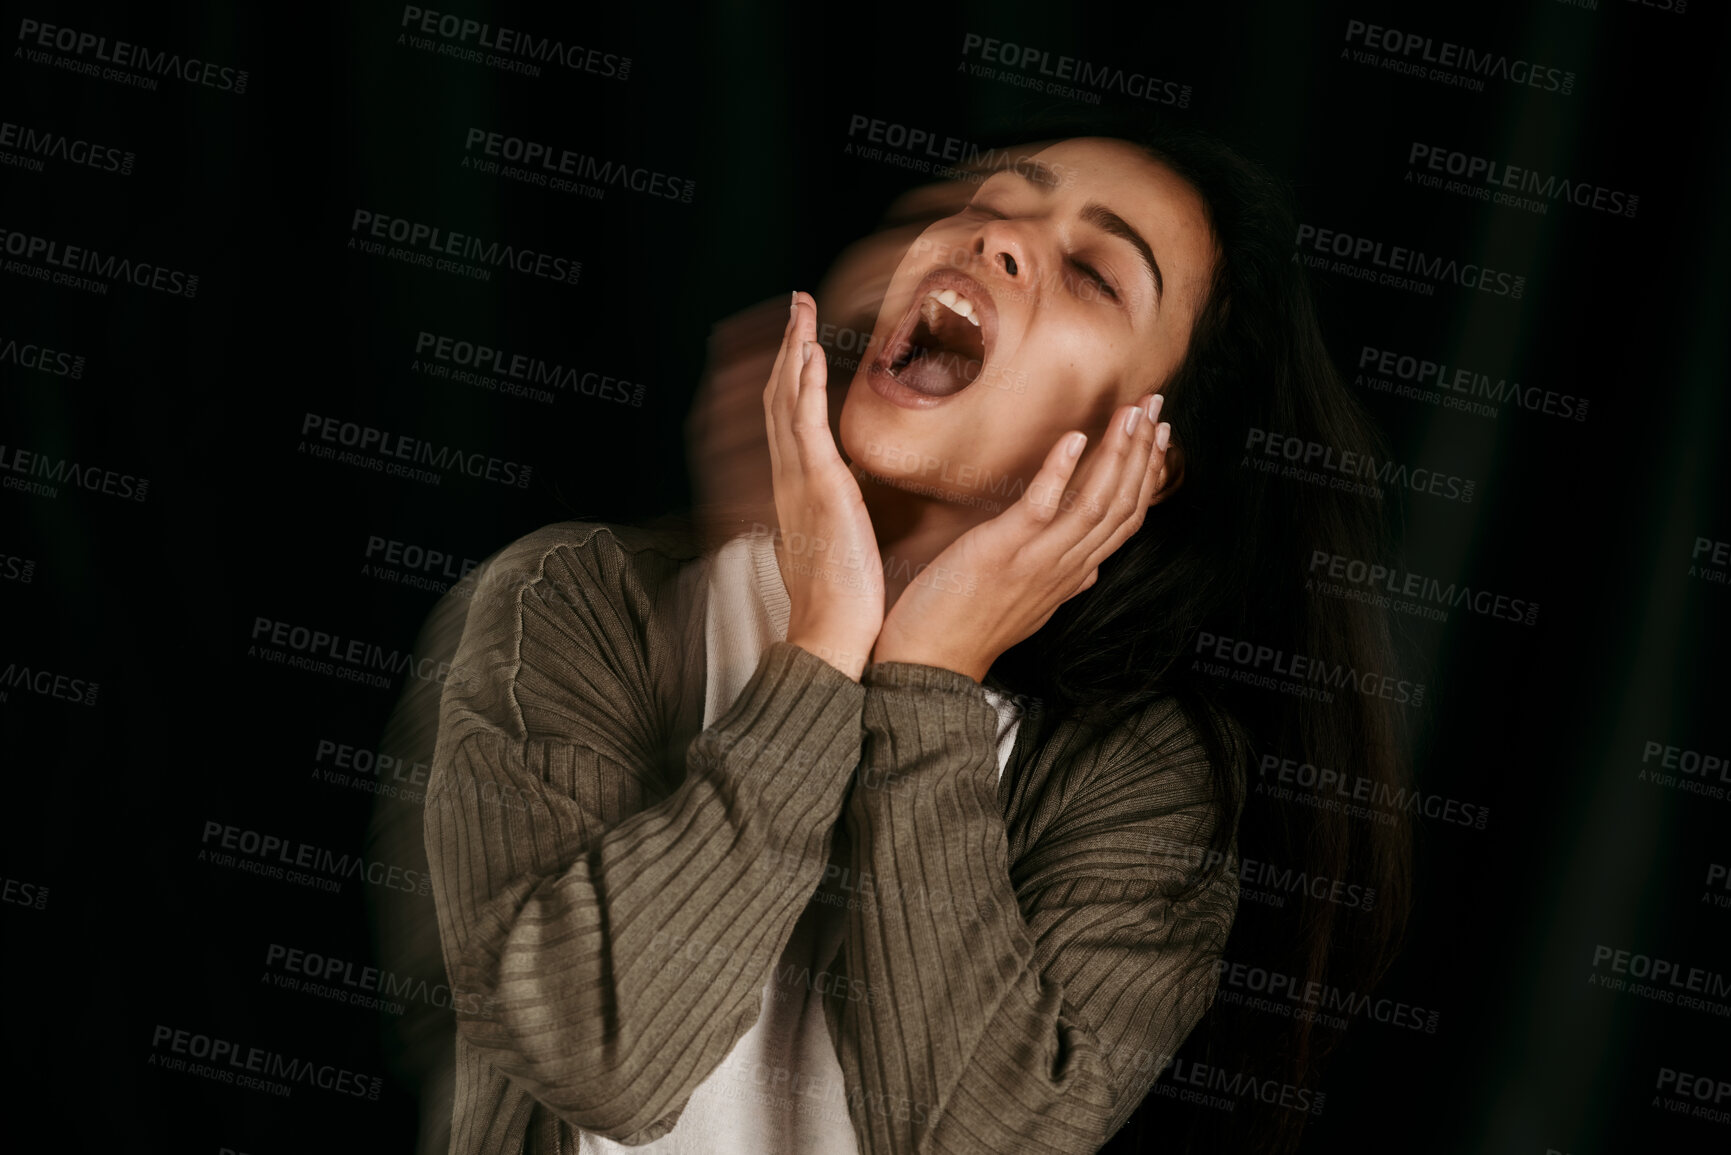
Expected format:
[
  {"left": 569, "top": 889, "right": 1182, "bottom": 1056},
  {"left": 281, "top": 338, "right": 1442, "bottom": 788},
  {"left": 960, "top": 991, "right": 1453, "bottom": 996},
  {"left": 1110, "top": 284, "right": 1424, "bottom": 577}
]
[{"left": 839, "top": 137, "right": 1218, "bottom": 505}]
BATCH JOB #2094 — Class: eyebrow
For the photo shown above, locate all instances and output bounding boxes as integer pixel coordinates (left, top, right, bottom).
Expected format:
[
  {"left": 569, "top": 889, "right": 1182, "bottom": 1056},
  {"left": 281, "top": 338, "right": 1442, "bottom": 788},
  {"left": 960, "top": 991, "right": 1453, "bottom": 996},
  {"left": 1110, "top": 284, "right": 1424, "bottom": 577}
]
[{"left": 1009, "top": 160, "right": 1164, "bottom": 307}]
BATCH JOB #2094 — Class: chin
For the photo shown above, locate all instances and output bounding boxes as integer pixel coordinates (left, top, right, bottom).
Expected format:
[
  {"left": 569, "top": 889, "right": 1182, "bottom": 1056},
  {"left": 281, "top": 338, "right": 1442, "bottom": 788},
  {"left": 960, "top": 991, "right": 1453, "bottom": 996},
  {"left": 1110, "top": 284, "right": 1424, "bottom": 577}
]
[{"left": 839, "top": 401, "right": 1023, "bottom": 517}]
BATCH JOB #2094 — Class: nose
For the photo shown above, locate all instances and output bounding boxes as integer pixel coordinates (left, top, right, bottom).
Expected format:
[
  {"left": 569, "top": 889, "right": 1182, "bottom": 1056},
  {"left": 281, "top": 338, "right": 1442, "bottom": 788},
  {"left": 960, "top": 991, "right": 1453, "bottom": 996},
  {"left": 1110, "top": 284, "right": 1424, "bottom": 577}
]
[{"left": 971, "top": 221, "right": 1030, "bottom": 285}]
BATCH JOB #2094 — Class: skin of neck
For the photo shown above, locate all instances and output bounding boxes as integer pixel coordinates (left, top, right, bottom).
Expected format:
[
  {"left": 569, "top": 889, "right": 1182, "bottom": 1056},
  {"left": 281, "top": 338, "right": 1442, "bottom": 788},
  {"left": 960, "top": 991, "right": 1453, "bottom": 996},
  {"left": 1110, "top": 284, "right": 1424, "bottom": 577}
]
[{"left": 853, "top": 463, "right": 998, "bottom": 616}]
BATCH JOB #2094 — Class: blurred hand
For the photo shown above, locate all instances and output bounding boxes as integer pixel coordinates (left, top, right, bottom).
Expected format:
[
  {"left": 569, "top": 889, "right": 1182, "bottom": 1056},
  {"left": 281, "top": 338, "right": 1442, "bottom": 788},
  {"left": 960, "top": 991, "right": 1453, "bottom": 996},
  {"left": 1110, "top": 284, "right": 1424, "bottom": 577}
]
[{"left": 763, "top": 292, "right": 886, "bottom": 680}]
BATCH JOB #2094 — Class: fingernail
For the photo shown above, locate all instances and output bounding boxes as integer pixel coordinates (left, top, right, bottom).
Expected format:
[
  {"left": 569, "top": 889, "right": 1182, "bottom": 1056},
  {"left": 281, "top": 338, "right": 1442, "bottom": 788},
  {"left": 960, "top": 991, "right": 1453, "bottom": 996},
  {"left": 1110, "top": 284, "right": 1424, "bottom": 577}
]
[
  {"left": 1124, "top": 406, "right": 1143, "bottom": 435},
  {"left": 1156, "top": 422, "right": 1171, "bottom": 451},
  {"left": 790, "top": 290, "right": 799, "bottom": 314},
  {"left": 802, "top": 341, "right": 813, "bottom": 364},
  {"left": 1148, "top": 393, "right": 1164, "bottom": 419},
  {"left": 1066, "top": 432, "right": 1086, "bottom": 458}
]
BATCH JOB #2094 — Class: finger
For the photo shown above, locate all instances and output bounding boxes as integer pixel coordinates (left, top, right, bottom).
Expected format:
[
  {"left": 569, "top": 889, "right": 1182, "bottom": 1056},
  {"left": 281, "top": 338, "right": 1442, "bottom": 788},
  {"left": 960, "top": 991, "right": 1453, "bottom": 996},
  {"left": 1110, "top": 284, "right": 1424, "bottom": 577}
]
[
  {"left": 1142, "top": 417, "right": 1171, "bottom": 510},
  {"left": 1130, "top": 399, "right": 1167, "bottom": 512},
  {"left": 778, "top": 293, "right": 819, "bottom": 425},
  {"left": 790, "top": 339, "right": 839, "bottom": 471},
  {"left": 764, "top": 292, "right": 800, "bottom": 413},
  {"left": 1052, "top": 398, "right": 1156, "bottom": 554},
  {"left": 1057, "top": 396, "right": 1157, "bottom": 579},
  {"left": 1017, "top": 430, "right": 1088, "bottom": 526},
  {"left": 769, "top": 295, "right": 816, "bottom": 482},
  {"left": 1084, "top": 400, "right": 1167, "bottom": 568},
  {"left": 1145, "top": 392, "right": 1166, "bottom": 482},
  {"left": 764, "top": 292, "right": 800, "bottom": 477},
  {"left": 1136, "top": 432, "right": 1163, "bottom": 511},
  {"left": 1137, "top": 397, "right": 1173, "bottom": 515},
  {"left": 1104, "top": 399, "right": 1159, "bottom": 531}
]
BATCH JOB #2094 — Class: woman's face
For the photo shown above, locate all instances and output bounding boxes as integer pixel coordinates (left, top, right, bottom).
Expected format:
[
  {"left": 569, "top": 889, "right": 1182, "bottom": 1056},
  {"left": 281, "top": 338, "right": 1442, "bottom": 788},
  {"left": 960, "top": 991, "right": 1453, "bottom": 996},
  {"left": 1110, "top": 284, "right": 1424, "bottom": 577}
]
[{"left": 839, "top": 137, "right": 1217, "bottom": 510}]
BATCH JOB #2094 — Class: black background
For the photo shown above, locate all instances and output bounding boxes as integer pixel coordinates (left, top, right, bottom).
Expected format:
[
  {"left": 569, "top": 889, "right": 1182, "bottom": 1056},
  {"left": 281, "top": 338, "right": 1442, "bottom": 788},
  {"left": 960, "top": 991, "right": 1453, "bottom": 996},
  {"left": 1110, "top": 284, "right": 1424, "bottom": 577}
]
[{"left": 3, "top": 2, "right": 1728, "bottom": 1152}]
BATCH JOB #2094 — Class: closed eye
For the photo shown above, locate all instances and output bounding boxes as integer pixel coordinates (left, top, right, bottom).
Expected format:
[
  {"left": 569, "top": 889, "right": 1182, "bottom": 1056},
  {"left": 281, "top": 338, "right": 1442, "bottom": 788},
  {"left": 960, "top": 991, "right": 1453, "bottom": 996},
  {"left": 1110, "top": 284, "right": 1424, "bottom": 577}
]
[{"left": 1070, "top": 260, "right": 1119, "bottom": 302}]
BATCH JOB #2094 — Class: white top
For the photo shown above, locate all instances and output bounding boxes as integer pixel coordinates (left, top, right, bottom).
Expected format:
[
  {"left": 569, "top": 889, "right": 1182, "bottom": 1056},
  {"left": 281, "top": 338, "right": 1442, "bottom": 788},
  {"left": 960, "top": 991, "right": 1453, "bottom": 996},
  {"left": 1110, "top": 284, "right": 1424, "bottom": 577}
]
[{"left": 578, "top": 529, "right": 1024, "bottom": 1154}]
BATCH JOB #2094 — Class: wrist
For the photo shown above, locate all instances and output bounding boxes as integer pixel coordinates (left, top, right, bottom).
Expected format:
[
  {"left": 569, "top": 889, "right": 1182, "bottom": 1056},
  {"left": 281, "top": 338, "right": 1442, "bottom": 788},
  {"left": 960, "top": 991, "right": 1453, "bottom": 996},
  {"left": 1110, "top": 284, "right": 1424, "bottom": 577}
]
[
  {"left": 869, "top": 633, "right": 992, "bottom": 683},
  {"left": 786, "top": 630, "right": 875, "bottom": 681}
]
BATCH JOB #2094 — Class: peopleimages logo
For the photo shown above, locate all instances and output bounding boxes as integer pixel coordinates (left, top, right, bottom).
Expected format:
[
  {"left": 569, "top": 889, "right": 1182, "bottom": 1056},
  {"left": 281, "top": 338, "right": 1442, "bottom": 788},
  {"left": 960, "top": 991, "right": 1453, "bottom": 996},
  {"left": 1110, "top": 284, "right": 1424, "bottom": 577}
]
[
  {"left": 398, "top": 6, "right": 630, "bottom": 80},
  {"left": 315, "top": 737, "right": 432, "bottom": 792},
  {"left": 0, "top": 120, "right": 134, "bottom": 176},
  {"left": 249, "top": 614, "right": 467, "bottom": 691},
  {"left": 1213, "top": 958, "right": 1441, "bottom": 1033},
  {"left": 0, "top": 333, "right": 86, "bottom": 379},
  {"left": 1590, "top": 944, "right": 1731, "bottom": 1012},
  {"left": 1654, "top": 1066, "right": 1731, "bottom": 1127},
  {"left": 1160, "top": 1055, "right": 1325, "bottom": 1115},
  {"left": 1193, "top": 630, "right": 1425, "bottom": 707},
  {"left": 299, "top": 412, "right": 533, "bottom": 489},
  {"left": 1149, "top": 839, "right": 1377, "bottom": 911},
  {"left": 1, "top": 873, "right": 49, "bottom": 910},
  {"left": 1307, "top": 550, "right": 1538, "bottom": 627},
  {"left": 463, "top": 129, "right": 693, "bottom": 203},
  {"left": 1256, "top": 752, "right": 1489, "bottom": 831},
  {"left": 0, "top": 660, "right": 99, "bottom": 706},
  {"left": 1407, "top": 143, "right": 1637, "bottom": 218},
  {"left": 1244, "top": 428, "right": 1476, "bottom": 504},
  {"left": 1355, "top": 345, "right": 1588, "bottom": 423},
  {"left": 362, "top": 535, "right": 480, "bottom": 589},
  {"left": 1638, "top": 739, "right": 1731, "bottom": 802},
  {"left": 1692, "top": 537, "right": 1731, "bottom": 590},
  {"left": 0, "top": 444, "right": 149, "bottom": 502},
  {"left": 960, "top": 33, "right": 1192, "bottom": 107},
  {"left": 16, "top": 18, "right": 249, "bottom": 93},
  {"left": 844, "top": 114, "right": 1079, "bottom": 187},
  {"left": 149, "top": 1025, "right": 382, "bottom": 1100},
  {"left": 200, "top": 819, "right": 434, "bottom": 896},
  {"left": 0, "top": 226, "right": 199, "bottom": 297},
  {"left": 264, "top": 943, "right": 491, "bottom": 1016},
  {"left": 0, "top": 551, "right": 36, "bottom": 584},
  {"left": 1295, "top": 224, "right": 1523, "bottom": 300},
  {"left": 1342, "top": 18, "right": 1575, "bottom": 96},
  {"left": 413, "top": 331, "right": 644, "bottom": 407},
  {"left": 348, "top": 210, "right": 580, "bottom": 286}
]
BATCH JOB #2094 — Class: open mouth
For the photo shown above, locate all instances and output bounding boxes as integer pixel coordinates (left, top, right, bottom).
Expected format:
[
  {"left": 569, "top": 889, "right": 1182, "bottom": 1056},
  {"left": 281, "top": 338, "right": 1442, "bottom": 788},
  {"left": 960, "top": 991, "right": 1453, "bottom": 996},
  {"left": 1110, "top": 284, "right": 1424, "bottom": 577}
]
[{"left": 879, "top": 274, "right": 994, "bottom": 398}]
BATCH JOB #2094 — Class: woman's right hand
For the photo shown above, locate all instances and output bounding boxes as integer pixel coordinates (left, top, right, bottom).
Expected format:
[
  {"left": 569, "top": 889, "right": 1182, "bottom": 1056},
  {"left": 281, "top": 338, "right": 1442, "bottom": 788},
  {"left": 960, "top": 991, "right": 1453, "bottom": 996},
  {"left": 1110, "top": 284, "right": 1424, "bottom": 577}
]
[{"left": 763, "top": 292, "right": 884, "bottom": 680}]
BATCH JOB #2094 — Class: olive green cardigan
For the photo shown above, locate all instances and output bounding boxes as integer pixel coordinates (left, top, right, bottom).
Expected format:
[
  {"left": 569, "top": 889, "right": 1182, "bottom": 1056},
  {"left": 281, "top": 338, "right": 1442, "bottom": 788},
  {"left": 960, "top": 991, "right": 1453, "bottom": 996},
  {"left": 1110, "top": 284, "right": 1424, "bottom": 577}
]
[{"left": 422, "top": 520, "right": 1240, "bottom": 1154}]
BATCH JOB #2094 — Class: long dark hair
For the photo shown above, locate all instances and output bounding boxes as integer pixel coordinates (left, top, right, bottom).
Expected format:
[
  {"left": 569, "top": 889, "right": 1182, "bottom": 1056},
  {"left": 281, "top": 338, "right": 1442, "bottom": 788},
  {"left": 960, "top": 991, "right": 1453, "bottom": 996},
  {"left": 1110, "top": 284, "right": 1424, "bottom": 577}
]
[{"left": 986, "top": 117, "right": 1416, "bottom": 1154}]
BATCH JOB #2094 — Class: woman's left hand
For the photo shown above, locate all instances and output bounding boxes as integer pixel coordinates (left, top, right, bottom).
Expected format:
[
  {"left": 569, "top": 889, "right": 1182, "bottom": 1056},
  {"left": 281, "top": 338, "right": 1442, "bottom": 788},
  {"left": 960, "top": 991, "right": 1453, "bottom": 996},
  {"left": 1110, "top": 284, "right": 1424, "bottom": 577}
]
[{"left": 871, "top": 392, "right": 1171, "bottom": 682}]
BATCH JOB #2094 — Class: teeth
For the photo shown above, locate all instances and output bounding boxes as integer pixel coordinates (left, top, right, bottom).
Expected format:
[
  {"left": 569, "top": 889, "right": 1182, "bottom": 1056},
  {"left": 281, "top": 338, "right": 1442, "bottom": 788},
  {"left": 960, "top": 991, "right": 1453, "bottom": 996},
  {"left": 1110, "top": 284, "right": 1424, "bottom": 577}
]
[{"left": 927, "top": 288, "right": 983, "bottom": 326}]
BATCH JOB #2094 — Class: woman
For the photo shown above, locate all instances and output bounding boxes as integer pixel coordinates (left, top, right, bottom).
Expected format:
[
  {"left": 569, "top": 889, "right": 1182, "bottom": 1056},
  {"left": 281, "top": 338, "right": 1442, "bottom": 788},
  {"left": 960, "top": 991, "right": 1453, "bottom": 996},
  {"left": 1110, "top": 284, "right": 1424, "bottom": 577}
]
[{"left": 422, "top": 128, "right": 1412, "bottom": 1155}]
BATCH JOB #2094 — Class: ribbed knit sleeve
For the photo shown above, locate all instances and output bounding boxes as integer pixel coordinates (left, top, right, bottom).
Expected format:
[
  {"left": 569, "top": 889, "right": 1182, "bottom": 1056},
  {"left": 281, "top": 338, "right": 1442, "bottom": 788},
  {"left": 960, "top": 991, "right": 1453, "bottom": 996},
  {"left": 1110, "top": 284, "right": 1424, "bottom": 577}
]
[
  {"left": 423, "top": 526, "right": 865, "bottom": 1147},
  {"left": 825, "top": 661, "right": 1239, "bottom": 1154}
]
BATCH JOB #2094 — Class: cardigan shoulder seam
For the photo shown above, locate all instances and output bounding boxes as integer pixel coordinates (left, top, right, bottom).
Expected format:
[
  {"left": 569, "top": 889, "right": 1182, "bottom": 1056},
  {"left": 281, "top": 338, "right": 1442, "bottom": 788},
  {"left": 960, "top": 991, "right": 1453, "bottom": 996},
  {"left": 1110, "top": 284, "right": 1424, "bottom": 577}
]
[{"left": 445, "top": 520, "right": 703, "bottom": 749}]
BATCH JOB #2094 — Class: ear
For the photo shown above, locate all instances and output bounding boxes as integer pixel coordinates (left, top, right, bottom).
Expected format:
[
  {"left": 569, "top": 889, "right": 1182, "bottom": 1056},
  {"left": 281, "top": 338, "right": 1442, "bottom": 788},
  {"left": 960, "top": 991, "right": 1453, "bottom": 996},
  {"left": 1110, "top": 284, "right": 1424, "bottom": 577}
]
[{"left": 1150, "top": 441, "right": 1185, "bottom": 506}]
